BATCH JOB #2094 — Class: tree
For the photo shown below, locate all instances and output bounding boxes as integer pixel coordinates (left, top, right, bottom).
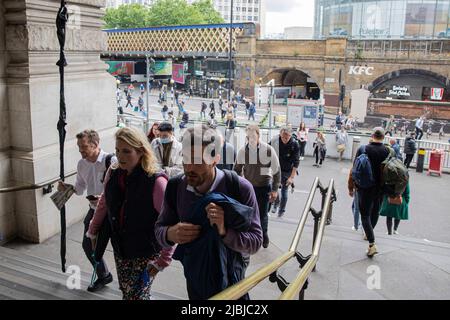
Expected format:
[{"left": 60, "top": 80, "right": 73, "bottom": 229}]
[
  {"left": 103, "top": 0, "right": 224, "bottom": 29},
  {"left": 104, "top": 4, "right": 149, "bottom": 29},
  {"left": 191, "top": 0, "right": 224, "bottom": 24}
]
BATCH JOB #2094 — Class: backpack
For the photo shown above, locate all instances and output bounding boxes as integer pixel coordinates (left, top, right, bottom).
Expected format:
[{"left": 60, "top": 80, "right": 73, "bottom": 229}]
[
  {"left": 101, "top": 153, "right": 115, "bottom": 183},
  {"left": 352, "top": 146, "right": 376, "bottom": 189},
  {"left": 165, "top": 169, "right": 241, "bottom": 214},
  {"left": 382, "top": 148, "right": 409, "bottom": 197}
]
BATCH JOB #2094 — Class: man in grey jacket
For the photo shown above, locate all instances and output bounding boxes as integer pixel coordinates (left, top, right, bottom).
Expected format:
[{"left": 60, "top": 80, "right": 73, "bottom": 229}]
[
  {"left": 234, "top": 125, "right": 281, "bottom": 248},
  {"left": 151, "top": 122, "right": 183, "bottom": 178}
]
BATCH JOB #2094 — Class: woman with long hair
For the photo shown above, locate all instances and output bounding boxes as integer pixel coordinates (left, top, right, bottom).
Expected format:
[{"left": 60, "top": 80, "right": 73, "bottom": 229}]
[
  {"left": 297, "top": 122, "right": 308, "bottom": 160},
  {"left": 87, "top": 127, "right": 173, "bottom": 300},
  {"left": 147, "top": 122, "right": 160, "bottom": 144},
  {"left": 313, "top": 131, "right": 326, "bottom": 167}
]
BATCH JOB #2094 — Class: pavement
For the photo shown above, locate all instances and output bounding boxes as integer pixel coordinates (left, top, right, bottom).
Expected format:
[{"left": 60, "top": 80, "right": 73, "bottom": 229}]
[{"left": 3, "top": 156, "right": 450, "bottom": 300}]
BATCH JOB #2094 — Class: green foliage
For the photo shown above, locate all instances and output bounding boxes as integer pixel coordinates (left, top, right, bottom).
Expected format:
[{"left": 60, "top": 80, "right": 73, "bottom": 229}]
[{"left": 103, "top": 0, "right": 224, "bottom": 29}]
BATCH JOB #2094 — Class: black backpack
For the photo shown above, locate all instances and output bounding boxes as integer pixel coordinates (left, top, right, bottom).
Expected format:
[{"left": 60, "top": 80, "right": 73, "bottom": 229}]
[{"left": 165, "top": 169, "right": 241, "bottom": 214}]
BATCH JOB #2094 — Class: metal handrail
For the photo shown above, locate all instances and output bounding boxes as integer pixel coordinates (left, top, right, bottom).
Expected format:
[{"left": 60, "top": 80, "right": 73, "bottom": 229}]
[
  {"left": 0, "top": 171, "right": 77, "bottom": 194},
  {"left": 210, "top": 177, "right": 335, "bottom": 300},
  {"left": 279, "top": 179, "right": 336, "bottom": 300}
]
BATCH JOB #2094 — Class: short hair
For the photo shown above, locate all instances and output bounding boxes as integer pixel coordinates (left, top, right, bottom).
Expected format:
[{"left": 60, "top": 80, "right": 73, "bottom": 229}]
[
  {"left": 181, "top": 125, "right": 223, "bottom": 164},
  {"left": 76, "top": 130, "right": 99, "bottom": 146},
  {"left": 280, "top": 126, "right": 292, "bottom": 135},
  {"left": 372, "top": 127, "right": 385, "bottom": 140},
  {"left": 158, "top": 122, "right": 173, "bottom": 132},
  {"left": 246, "top": 124, "right": 260, "bottom": 137}
]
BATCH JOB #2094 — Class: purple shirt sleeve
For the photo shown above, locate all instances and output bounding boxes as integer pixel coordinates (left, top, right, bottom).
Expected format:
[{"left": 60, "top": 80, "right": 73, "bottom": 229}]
[
  {"left": 155, "top": 183, "right": 180, "bottom": 248},
  {"left": 222, "top": 177, "right": 263, "bottom": 255}
]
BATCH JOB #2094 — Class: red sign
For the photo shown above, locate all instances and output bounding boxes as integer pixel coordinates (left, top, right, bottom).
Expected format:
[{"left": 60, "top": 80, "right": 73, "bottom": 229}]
[{"left": 172, "top": 64, "right": 185, "bottom": 84}]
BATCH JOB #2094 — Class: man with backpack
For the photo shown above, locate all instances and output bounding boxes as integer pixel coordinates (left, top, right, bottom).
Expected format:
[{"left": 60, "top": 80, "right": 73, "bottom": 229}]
[
  {"left": 352, "top": 127, "right": 408, "bottom": 257},
  {"left": 155, "top": 125, "right": 262, "bottom": 299},
  {"left": 57, "top": 130, "right": 115, "bottom": 292}
]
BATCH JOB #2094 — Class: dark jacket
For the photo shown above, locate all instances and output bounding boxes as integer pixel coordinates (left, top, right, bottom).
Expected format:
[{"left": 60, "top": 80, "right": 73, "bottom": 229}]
[
  {"left": 270, "top": 135, "right": 300, "bottom": 173},
  {"left": 404, "top": 137, "right": 417, "bottom": 155},
  {"left": 173, "top": 192, "right": 253, "bottom": 300},
  {"left": 355, "top": 142, "right": 390, "bottom": 187},
  {"left": 105, "top": 167, "right": 164, "bottom": 259}
]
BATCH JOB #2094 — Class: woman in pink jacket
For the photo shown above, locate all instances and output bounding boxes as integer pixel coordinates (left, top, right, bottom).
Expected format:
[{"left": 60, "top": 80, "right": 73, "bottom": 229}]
[{"left": 87, "top": 127, "right": 174, "bottom": 300}]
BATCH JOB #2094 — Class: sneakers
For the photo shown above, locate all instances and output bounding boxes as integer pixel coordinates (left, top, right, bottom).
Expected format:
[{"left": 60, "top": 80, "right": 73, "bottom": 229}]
[
  {"left": 87, "top": 273, "right": 113, "bottom": 292},
  {"left": 277, "top": 211, "right": 285, "bottom": 218},
  {"left": 394, "top": 230, "right": 399, "bottom": 235},
  {"left": 352, "top": 226, "right": 358, "bottom": 231},
  {"left": 262, "top": 234, "right": 270, "bottom": 248},
  {"left": 271, "top": 206, "right": 277, "bottom": 214},
  {"left": 300, "top": 156, "right": 304, "bottom": 161},
  {"left": 366, "top": 244, "right": 378, "bottom": 258}
]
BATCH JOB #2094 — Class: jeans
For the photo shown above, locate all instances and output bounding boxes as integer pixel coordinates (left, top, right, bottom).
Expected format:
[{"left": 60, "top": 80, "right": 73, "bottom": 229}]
[
  {"left": 299, "top": 141, "right": 306, "bottom": 157},
  {"left": 352, "top": 192, "right": 360, "bottom": 229},
  {"left": 248, "top": 113, "right": 255, "bottom": 121},
  {"left": 314, "top": 146, "right": 324, "bottom": 165},
  {"left": 82, "top": 208, "right": 111, "bottom": 279},
  {"left": 273, "top": 172, "right": 290, "bottom": 215},
  {"left": 357, "top": 188, "right": 383, "bottom": 244},
  {"left": 415, "top": 127, "right": 423, "bottom": 140},
  {"left": 253, "top": 185, "right": 271, "bottom": 237},
  {"left": 386, "top": 217, "right": 401, "bottom": 234},
  {"left": 404, "top": 154, "right": 414, "bottom": 169}
]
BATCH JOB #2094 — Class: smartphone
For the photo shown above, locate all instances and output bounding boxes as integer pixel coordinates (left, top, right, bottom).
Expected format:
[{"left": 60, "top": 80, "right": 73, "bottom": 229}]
[{"left": 86, "top": 195, "right": 98, "bottom": 201}]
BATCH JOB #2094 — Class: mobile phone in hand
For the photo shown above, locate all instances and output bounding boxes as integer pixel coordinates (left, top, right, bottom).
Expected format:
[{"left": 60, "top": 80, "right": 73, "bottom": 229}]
[{"left": 86, "top": 195, "right": 98, "bottom": 201}]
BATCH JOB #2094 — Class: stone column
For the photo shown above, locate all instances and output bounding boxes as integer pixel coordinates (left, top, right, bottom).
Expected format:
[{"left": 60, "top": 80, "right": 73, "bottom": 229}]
[
  {"left": 235, "top": 35, "right": 257, "bottom": 98},
  {"left": 2, "top": 0, "right": 116, "bottom": 243}
]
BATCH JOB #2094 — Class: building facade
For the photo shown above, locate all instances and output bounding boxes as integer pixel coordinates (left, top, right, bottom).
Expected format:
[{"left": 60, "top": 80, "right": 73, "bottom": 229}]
[
  {"left": 315, "top": 0, "right": 450, "bottom": 39},
  {"left": 106, "top": 0, "right": 154, "bottom": 8}
]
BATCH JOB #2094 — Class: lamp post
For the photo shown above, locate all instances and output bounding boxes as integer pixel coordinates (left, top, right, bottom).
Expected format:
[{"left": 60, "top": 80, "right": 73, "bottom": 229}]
[
  {"left": 267, "top": 79, "right": 275, "bottom": 141},
  {"left": 145, "top": 55, "right": 150, "bottom": 131},
  {"left": 170, "top": 78, "right": 175, "bottom": 111},
  {"left": 219, "top": 78, "right": 223, "bottom": 100},
  {"left": 258, "top": 78, "right": 262, "bottom": 109},
  {"left": 228, "top": 0, "right": 234, "bottom": 102}
]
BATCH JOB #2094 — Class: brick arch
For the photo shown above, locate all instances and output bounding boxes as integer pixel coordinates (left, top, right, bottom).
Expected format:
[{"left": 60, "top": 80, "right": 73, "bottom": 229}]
[
  {"left": 260, "top": 66, "right": 323, "bottom": 89},
  {"left": 368, "top": 69, "right": 450, "bottom": 92}
]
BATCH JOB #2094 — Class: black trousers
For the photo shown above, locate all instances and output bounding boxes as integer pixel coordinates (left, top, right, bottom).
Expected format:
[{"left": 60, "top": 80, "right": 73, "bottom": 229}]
[
  {"left": 299, "top": 141, "right": 306, "bottom": 157},
  {"left": 253, "top": 185, "right": 271, "bottom": 237},
  {"left": 82, "top": 208, "right": 111, "bottom": 278},
  {"left": 404, "top": 154, "right": 414, "bottom": 169},
  {"left": 357, "top": 188, "right": 383, "bottom": 244}
]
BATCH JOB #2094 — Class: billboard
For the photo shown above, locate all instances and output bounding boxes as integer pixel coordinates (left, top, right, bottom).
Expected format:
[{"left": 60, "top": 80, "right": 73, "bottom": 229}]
[
  {"left": 152, "top": 60, "right": 172, "bottom": 76},
  {"left": 172, "top": 63, "right": 185, "bottom": 84},
  {"left": 106, "top": 61, "right": 135, "bottom": 76}
]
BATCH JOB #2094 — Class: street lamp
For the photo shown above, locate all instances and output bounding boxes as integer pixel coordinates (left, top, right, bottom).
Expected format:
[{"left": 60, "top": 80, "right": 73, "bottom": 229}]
[
  {"left": 228, "top": 0, "right": 234, "bottom": 102},
  {"left": 219, "top": 78, "right": 223, "bottom": 100},
  {"left": 170, "top": 78, "right": 175, "bottom": 111},
  {"left": 258, "top": 78, "right": 262, "bottom": 109}
]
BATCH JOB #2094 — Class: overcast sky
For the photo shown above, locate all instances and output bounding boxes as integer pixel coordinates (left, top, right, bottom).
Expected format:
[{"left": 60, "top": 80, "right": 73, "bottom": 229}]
[{"left": 265, "top": 0, "right": 315, "bottom": 34}]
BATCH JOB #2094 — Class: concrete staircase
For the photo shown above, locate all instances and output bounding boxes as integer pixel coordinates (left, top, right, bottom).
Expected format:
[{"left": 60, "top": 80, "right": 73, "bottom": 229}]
[{"left": 0, "top": 246, "right": 178, "bottom": 300}]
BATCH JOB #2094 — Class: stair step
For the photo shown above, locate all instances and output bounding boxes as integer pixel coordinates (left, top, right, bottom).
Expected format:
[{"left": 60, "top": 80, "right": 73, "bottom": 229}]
[{"left": 0, "top": 246, "right": 181, "bottom": 300}]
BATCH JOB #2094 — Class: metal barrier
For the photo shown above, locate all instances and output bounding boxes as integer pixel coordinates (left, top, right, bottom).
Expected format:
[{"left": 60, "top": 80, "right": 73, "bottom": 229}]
[
  {"left": 0, "top": 171, "right": 77, "bottom": 194},
  {"left": 209, "top": 178, "right": 337, "bottom": 300}
]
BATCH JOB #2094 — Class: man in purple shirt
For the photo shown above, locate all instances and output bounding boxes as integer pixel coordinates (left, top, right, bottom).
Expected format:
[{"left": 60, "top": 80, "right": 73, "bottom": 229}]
[{"left": 155, "top": 125, "right": 263, "bottom": 297}]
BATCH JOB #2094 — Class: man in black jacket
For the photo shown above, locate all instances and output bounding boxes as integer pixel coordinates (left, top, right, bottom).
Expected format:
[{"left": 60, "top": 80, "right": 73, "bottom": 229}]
[
  {"left": 353, "top": 127, "right": 390, "bottom": 257},
  {"left": 403, "top": 132, "right": 417, "bottom": 169},
  {"left": 270, "top": 126, "right": 300, "bottom": 217}
]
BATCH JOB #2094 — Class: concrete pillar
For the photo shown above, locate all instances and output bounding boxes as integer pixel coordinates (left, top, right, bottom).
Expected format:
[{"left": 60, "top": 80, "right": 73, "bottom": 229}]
[{"left": 1, "top": 0, "right": 116, "bottom": 243}]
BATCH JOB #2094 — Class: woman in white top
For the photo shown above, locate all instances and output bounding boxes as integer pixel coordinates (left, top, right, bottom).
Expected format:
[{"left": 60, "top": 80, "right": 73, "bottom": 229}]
[{"left": 297, "top": 122, "right": 309, "bottom": 160}]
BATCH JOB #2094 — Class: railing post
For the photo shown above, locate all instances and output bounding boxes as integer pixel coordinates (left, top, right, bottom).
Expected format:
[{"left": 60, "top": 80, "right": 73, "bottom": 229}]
[{"left": 352, "top": 136, "right": 361, "bottom": 162}]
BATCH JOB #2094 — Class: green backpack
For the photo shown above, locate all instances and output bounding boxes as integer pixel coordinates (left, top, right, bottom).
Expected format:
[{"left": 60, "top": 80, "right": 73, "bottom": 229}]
[{"left": 382, "top": 147, "right": 409, "bottom": 197}]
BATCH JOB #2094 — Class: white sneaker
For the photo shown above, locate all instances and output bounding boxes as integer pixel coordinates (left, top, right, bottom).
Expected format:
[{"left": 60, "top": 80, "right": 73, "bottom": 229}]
[
  {"left": 394, "top": 230, "right": 399, "bottom": 235},
  {"left": 300, "top": 157, "right": 304, "bottom": 160},
  {"left": 352, "top": 226, "right": 357, "bottom": 231}
]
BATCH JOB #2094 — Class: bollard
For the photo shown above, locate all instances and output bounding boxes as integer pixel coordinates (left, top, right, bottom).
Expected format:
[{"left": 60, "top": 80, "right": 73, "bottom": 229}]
[
  {"left": 351, "top": 136, "right": 361, "bottom": 162},
  {"left": 416, "top": 148, "right": 426, "bottom": 173}
]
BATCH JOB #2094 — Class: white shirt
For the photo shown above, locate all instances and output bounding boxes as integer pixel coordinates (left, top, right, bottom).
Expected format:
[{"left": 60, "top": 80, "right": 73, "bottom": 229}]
[
  {"left": 416, "top": 118, "right": 424, "bottom": 129},
  {"left": 74, "top": 150, "right": 116, "bottom": 208}
]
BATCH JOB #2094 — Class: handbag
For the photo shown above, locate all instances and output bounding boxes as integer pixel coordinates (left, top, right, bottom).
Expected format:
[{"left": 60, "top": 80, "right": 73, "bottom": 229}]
[
  {"left": 388, "top": 195, "right": 403, "bottom": 205},
  {"left": 337, "top": 144, "right": 346, "bottom": 153}
]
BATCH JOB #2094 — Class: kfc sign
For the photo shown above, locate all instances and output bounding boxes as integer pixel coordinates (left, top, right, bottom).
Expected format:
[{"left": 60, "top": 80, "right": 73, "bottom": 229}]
[{"left": 349, "top": 66, "right": 374, "bottom": 76}]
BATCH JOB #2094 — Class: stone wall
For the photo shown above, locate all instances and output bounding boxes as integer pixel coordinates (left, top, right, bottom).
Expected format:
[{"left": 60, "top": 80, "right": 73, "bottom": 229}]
[
  {"left": 0, "top": 0, "right": 15, "bottom": 244},
  {"left": 368, "top": 99, "right": 450, "bottom": 120},
  {"left": 1, "top": 0, "right": 117, "bottom": 244}
]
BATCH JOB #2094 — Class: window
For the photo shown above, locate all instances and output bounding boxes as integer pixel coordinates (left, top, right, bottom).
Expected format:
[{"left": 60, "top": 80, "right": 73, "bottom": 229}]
[
  {"left": 248, "top": 15, "right": 252, "bottom": 21},
  {"left": 242, "top": 7, "right": 246, "bottom": 12},
  {"left": 248, "top": 8, "right": 253, "bottom": 12},
  {"left": 254, "top": 8, "right": 258, "bottom": 13},
  {"left": 254, "top": 16, "right": 258, "bottom": 21}
]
